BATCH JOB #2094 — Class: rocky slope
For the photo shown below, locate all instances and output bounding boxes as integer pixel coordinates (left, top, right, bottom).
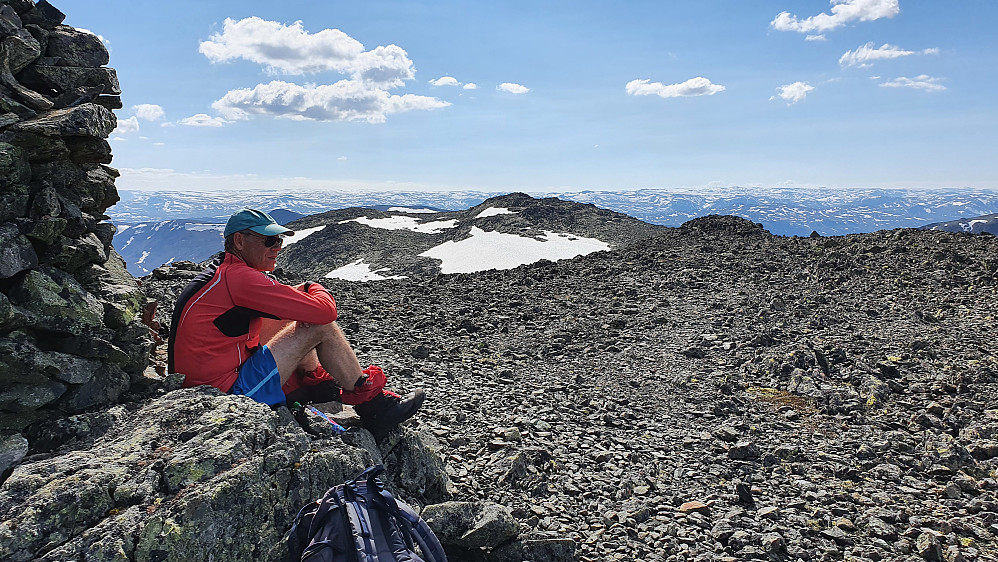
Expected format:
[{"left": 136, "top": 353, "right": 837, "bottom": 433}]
[
  {"left": 277, "top": 192, "right": 668, "bottom": 280},
  {"left": 923, "top": 213, "right": 998, "bottom": 236},
  {"left": 136, "top": 216, "right": 998, "bottom": 561}
]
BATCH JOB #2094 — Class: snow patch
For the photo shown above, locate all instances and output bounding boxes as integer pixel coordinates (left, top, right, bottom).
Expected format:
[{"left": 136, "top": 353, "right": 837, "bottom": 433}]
[
  {"left": 283, "top": 226, "right": 325, "bottom": 246},
  {"left": 324, "top": 259, "right": 408, "bottom": 282},
  {"left": 475, "top": 207, "right": 516, "bottom": 219},
  {"left": 419, "top": 227, "right": 611, "bottom": 274},
  {"left": 387, "top": 207, "right": 439, "bottom": 214},
  {"left": 342, "top": 216, "right": 457, "bottom": 234},
  {"left": 184, "top": 223, "right": 225, "bottom": 232}
]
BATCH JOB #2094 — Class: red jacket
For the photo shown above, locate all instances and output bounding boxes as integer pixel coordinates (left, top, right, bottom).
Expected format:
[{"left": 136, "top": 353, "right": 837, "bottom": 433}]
[{"left": 169, "top": 253, "right": 337, "bottom": 392}]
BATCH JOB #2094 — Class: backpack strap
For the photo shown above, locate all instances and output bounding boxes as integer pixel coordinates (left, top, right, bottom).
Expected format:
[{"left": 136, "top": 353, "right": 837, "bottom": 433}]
[
  {"left": 375, "top": 488, "right": 448, "bottom": 562},
  {"left": 299, "top": 489, "right": 349, "bottom": 560}
]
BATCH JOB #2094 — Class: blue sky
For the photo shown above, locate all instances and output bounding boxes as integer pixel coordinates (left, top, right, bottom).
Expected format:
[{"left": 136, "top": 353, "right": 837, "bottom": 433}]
[{"left": 56, "top": 0, "right": 998, "bottom": 193}]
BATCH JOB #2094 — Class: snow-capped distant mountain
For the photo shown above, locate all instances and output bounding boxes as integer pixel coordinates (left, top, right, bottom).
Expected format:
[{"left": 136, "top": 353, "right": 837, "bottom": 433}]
[
  {"left": 114, "top": 209, "right": 306, "bottom": 276},
  {"left": 276, "top": 193, "right": 665, "bottom": 281},
  {"left": 109, "top": 187, "right": 998, "bottom": 275},
  {"left": 921, "top": 213, "right": 998, "bottom": 235}
]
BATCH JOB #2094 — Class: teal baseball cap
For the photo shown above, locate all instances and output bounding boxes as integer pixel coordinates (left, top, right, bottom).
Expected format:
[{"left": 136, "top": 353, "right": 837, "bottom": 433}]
[{"left": 224, "top": 209, "right": 294, "bottom": 238}]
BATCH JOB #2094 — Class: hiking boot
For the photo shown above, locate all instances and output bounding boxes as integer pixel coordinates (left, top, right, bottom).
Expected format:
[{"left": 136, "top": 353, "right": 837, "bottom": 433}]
[{"left": 353, "top": 389, "right": 425, "bottom": 438}]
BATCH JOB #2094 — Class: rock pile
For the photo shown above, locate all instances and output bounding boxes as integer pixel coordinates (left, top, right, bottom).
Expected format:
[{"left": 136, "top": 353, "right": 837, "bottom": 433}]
[
  {"left": 286, "top": 220, "right": 996, "bottom": 562},
  {"left": 0, "top": 0, "right": 149, "bottom": 468}
]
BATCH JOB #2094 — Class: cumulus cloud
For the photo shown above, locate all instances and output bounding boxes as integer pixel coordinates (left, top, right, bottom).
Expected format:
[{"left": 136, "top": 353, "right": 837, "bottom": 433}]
[
  {"left": 879, "top": 75, "right": 946, "bottom": 92},
  {"left": 132, "top": 104, "right": 165, "bottom": 121},
  {"left": 112, "top": 116, "right": 139, "bottom": 135},
  {"left": 625, "top": 77, "right": 725, "bottom": 98},
  {"left": 179, "top": 114, "right": 229, "bottom": 127},
  {"left": 199, "top": 17, "right": 414, "bottom": 86},
  {"left": 771, "top": 82, "right": 815, "bottom": 104},
  {"left": 197, "top": 17, "right": 448, "bottom": 124},
  {"left": 429, "top": 76, "right": 460, "bottom": 86},
  {"left": 212, "top": 80, "right": 450, "bottom": 123},
  {"left": 463, "top": 83, "right": 478, "bottom": 90},
  {"left": 839, "top": 42, "right": 939, "bottom": 68},
  {"left": 771, "top": 0, "right": 899, "bottom": 34},
  {"left": 498, "top": 82, "right": 530, "bottom": 94}
]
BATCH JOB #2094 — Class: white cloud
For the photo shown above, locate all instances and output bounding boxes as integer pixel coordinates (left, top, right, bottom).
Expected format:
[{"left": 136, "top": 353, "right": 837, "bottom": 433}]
[
  {"left": 463, "top": 83, "right": 478, "bottom": 90},
  {"left": 212, "top": 80, "right": 450, "bottom": 123},
  {"left": 879, "top": 75, "right": 946, "bottom": 92},
  {"left": 429, "top": 76, "right": 460, "bottom": 86},
  {"left": 805, "top": 34, "right": 827, "bottom": 42},
  {"left": 771, "top": 0, "right": 899, "bottom": 34},
  {"left": 198, "top": 17, "right": 414, "bottom": 86},
  {"left": 839, "top": 43, "right": 939, "bottom": 68},
  {"left": 133, "top": 104, "right": 165, "bottom": 121},
  {"left": 771, "top": 81, "right": 815, "bottom": 104},
  {"left": 337, "top": 156, "right": 347, "bottom": 161},
  {"left": 625, "top": 77, "right": 725, "bottom": 98},
  {"left": 498, "top": 82, "right": 530, "bottom": 94},
  {"left": 179, "top": 113, "right": 229, "bottom": 127},
  {"left": 112, "top": 116, "right": 139, "bottom": 134}
]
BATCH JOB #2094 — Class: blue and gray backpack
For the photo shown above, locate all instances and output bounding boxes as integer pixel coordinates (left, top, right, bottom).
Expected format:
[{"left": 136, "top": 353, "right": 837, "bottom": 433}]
[{"left": 288, "top": 465, "right": 448, "bottom": 562}]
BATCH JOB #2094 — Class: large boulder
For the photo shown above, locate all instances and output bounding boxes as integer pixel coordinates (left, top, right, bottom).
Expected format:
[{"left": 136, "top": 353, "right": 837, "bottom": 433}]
[
  {"left": 10, "top": 103, "right": 115, "bottom": 138},
  {"left": 8, "top": 266, "right": 104, "bottom": 334},
  {"left": 44, "top": 24, "right": 107, "bottom": 67},
  {"left": 0, "top": 389, "right": 384, "bottom": 562},
  {"left": 0, "top": 221, "right": 37, "bottom": 277}
]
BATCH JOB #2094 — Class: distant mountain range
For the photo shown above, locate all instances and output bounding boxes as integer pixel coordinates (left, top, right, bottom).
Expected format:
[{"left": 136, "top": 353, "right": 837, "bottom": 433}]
[
  {"left": 921, "top": 213, "right": 998, "bottom": 235},
  {"left": 109, "top": 187, "right": 998, "bottom": 275}
]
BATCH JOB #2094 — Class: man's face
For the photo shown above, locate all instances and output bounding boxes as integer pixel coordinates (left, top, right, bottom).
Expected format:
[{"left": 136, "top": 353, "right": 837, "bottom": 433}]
[{"left": 236, "top": 231, "right": 283, "bottom": 271}]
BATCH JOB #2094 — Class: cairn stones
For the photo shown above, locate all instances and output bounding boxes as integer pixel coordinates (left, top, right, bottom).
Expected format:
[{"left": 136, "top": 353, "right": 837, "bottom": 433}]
[{"left": 0, "top": 0, "right": 149, "bottom": 436}]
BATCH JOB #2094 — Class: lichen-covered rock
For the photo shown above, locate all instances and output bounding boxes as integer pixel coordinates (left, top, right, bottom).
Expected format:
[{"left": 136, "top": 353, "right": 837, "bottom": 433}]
[
  {"left": 11, "top": 102, "right": 115, "bottom": 137},
  {"left": 8, "top": 266, "right": 104, "bottom": 333},
  {"left": 3, "top": 28, "right": 41, "bottom": 72},
  {"left": 0, "top": 221, "right": 37, "bottom": 277},
  {"left": 422, "top": 501, "right": 520, "bottom": 549},
  {"left": 0, "top": 141, "right": 29, "bottom": 187},
  {"left": 92, "top": 251, "right": 145, "bottom": 329},
  {"left": 44, "top": 24, "right": 108, "bottom": 67},
  {"left": 487, "top": 533, "right": 577, "bottom": 562},
  {"left": 0, "top": 433, "right": 27, "bottom": 479},
  {"left": 19, "top": 64, "right": 120, "bottom": 96},
  {"left": 380, "top": 427, "right": 454, "bottom": 504},
  {"left": 0, "top": 388, "right": 382, "bottom": 562}
]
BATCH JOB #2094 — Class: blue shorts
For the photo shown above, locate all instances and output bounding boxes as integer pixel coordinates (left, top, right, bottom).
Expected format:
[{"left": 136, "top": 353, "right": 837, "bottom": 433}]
[{"left": 229, "top": 345, "right": 285, "bottom": 406}]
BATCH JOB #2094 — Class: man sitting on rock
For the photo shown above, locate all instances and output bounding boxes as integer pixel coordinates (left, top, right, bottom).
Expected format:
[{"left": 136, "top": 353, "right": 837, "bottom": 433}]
[{"left": 167, "top": 208, "right": 423, "bottom": 437}]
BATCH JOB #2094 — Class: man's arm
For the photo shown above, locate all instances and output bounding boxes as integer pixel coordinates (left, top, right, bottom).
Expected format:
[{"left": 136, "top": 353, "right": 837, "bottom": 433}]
[{"left": 229, "top": 269, "right": 337, "bottom": 325}]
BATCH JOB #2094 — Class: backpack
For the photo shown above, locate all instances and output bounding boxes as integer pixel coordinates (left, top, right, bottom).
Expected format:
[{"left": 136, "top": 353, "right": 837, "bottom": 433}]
[{"left": 288, "top": 465, "right": 448, "bottom": 562}]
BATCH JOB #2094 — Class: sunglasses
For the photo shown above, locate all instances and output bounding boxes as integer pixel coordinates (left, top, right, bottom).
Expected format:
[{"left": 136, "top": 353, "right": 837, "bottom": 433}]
[{"left": 244, "top": 231, "right": 284, "bottom": 248}]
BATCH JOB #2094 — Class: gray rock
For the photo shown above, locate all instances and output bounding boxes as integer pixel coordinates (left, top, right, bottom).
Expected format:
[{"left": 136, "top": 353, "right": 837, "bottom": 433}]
[
  {"left": 11, "top": 103, "right": 115, "bottom": 138},
  {"left": 18, "top": 65, "right": 120, "bottom": 96},
  {"left": 916, "top": 531, "right": 943, "bottom": 561},
  {"left": 0, "top": 433, "right": 28, "bottom": 477},
  {"left": 3, "top": 28, "right": 41, "bottom": 73},
  {"left": 0, "top": 221, "right": 37, "bottom": 277},
  {"left": 0, "top": 142, "right": 30, "bottom": 188},
  {"left": 20, "top": 1, "right": 65, "bottom": 30},
  {"left": 0, "top": 379, "right": 66, "bottom": 412},
  {"left": 45, "top": 24, "right": 108, "bottom": 67},
  {"left": 488, "top": 534, "right": 576, "bottom": 562},
  {"left": 0, "top": 388, "right": 381, "bottom": 562},
  {"left": 422, "top": 501, "right": 520, "bottom": 549},
  {"left": 9, "top": 267, "right": 104, "bottom": 333}
]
